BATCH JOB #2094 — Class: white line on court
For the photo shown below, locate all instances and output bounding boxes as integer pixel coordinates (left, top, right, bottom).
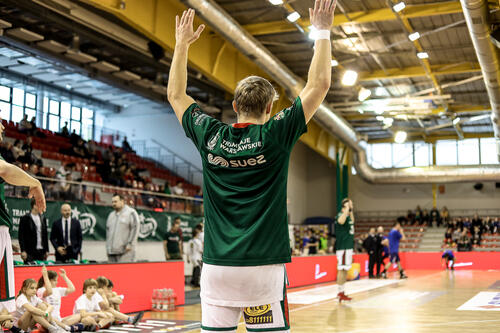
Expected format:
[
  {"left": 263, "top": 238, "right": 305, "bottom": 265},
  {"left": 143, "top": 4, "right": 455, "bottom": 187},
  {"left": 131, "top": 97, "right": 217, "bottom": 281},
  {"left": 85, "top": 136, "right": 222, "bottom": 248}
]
[{"left": 110, "top": 327, "right": 142, "bottom": 331}]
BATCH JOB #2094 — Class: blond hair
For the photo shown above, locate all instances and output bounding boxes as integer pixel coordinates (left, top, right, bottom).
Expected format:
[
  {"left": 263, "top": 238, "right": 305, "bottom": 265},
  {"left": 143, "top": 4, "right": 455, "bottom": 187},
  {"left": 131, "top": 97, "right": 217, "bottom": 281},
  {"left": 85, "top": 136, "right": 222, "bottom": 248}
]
[
  {"left": 234, "top": 76, "right": 277, "bottom": 118},
  {"left": 83, "top": 278, "right": 98, "bottom": 293}
]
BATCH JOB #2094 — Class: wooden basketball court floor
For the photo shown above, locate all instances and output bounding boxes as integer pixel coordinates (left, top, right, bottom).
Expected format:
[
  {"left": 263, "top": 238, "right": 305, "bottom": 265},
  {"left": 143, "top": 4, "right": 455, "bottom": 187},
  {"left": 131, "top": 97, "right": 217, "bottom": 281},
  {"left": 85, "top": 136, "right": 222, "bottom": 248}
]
[{"left": 141, "top": 270, "right": 500, "bottom": 332}]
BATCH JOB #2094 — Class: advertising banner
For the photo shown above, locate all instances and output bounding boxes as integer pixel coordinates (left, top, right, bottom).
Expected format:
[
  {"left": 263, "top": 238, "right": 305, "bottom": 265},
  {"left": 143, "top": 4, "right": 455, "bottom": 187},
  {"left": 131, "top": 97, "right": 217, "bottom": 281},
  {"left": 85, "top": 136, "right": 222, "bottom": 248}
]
[{"left": 6, "top": 197, "right": 203, "bottom": 242}]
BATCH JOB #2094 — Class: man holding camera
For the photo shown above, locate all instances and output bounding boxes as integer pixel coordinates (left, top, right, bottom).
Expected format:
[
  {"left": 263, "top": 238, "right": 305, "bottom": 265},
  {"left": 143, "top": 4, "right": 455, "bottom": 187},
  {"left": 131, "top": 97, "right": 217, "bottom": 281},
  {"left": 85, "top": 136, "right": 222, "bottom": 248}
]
[{"left": 335, "top": 198, "right": 355, "bottom": 302}]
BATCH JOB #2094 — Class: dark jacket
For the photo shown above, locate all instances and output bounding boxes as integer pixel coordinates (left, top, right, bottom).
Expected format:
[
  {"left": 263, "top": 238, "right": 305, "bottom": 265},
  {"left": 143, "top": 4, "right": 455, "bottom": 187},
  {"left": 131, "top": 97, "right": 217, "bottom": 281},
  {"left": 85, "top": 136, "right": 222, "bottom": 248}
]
[
  {"left": 18, "top": 213, "right": 49, "bottom": 256},
  {"left": 50, "top": 218, "right": 83, "bottom": 255},
  {"left": 363, "top": 234, "right": 377, "bottom": 254}
]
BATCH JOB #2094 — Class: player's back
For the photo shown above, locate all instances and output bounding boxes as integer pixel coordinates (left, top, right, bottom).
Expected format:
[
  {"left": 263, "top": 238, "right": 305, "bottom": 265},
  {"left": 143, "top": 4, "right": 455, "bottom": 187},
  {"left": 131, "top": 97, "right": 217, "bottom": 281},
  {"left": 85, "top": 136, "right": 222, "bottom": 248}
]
[
  {"left": 182, "top": 98, "right": 307, "bottom": 266},
  {"left": 388, "top": 229, "right": 401, "bottom": 254}
]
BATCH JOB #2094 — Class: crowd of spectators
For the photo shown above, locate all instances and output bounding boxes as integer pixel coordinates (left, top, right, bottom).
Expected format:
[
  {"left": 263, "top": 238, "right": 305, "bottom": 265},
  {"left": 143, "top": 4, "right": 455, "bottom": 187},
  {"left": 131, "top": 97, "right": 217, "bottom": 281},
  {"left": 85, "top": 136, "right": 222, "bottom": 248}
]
[
  {"left": 398, "top": 205, "right": 450, "bottom": 227},
  {"left": 0, "top": 118, "right": 202, "bottom": 214},
  {"left": 443, "top": 214, "right": 500, "bottom": 250}
]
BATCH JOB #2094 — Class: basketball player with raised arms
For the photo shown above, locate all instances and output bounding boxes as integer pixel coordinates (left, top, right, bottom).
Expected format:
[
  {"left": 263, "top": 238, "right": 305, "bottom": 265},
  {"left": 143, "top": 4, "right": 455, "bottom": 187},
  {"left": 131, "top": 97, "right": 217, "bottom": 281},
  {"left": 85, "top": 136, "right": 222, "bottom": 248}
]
[{"left": 167, "top": 1, "right": 336, "bottom": 331}]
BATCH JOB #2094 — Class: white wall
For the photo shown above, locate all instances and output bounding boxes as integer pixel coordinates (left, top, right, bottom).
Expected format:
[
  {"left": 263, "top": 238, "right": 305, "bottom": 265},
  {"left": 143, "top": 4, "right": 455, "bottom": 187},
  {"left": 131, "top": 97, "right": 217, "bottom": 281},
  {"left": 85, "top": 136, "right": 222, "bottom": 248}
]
[
  {"left": 350, "top": 175, "right": 500, "bottom": 214},
  {"left": 287, "top": 142, "right": 336, "bottom": 224}
]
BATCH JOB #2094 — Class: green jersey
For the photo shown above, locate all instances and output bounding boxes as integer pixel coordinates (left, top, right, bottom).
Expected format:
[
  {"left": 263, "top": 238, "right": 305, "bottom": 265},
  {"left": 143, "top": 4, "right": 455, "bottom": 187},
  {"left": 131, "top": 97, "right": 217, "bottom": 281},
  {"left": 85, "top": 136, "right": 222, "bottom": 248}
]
[
  {"left": 182, "top": 97, "right": 307, "bottom": 266},
  {"left": 0, "top": 156, "right": 11, "bottom": 228},
  {"left": 335, "top": 212, "right": 354, "bottom": 250}
]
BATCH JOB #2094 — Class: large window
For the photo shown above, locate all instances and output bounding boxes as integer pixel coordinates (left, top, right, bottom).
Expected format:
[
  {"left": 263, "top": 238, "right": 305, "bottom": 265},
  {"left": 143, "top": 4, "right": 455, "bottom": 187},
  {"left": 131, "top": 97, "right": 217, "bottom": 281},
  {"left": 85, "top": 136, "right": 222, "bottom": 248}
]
[
  {"left": 480, "top": 138, "right": 499, "bottom": 164},
  {"left": 458, "top": 139, "right": 479, "bottom": 165},
  {"left": 0, "top": 85, "right": 95, "bottom": 139},
  {"left": 367, "top": 138, "right": 498, "bottom": 168}
]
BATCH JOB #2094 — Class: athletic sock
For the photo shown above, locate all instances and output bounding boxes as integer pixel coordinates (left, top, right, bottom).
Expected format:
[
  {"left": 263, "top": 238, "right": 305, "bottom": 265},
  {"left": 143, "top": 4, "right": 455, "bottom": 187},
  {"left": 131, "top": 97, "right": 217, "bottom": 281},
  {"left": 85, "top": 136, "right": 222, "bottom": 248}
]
[{"left": 338, "top": 284, "right": 345, "bottom": 293}]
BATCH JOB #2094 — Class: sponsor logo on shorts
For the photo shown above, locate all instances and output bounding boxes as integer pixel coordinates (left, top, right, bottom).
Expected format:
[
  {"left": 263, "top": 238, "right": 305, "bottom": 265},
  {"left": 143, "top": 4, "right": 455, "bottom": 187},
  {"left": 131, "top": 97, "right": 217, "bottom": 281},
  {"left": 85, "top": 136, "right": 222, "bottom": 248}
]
[
  {"left": 207, "top": 153, "right": 266, "bottom": 168},
  {"left": 244, "top": 305, "right": 273, "bottom": 324}
]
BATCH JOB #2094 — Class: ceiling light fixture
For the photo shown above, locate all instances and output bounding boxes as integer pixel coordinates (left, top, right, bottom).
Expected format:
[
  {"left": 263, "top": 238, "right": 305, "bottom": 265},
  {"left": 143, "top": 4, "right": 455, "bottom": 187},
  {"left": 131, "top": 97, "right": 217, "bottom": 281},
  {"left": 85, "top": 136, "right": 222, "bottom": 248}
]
[
  {"left": 341, "top": 70, "right": 358, "bottom": 86},
  {"left": 331, "top": 59, "right": 339, "bottom": 67},
  {"left": 453, "top": 117, "right": 461, "bottom": 125},
  {"left": 358, "top": 87, "right": 372, "bottom": 101},
  {"left": 408, "top": 32, "right": 420, "bottom": 41},
  {"left": 394, "top": 131, "right": 408, "bottom": 144},
  {"left": 376, "top": 116, "right": 385, "bottom": 121},
  {"left": 268, "top": 0, "right": 283, "bottom": 5},
  {"left": 417, "top": 52, "right": 429, "bottom": 59},
  {"left": 383, "top": 118, "right": 394, "bottom": 126},
  {"left": 287, "top": 12, "right": 301, "bottom": 23},
  {"left": 393, "top": 2, "right": 406, "bottom": 12}
]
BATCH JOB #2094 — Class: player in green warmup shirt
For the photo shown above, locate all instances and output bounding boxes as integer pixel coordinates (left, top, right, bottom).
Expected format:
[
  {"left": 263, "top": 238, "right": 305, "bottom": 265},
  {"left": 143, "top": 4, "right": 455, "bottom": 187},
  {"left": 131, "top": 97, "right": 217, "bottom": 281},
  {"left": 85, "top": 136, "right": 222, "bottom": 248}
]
[
  {"left": 335, "top": 198, "right": 355, "bottom": 302},
  {"left": 0, "top": 120, "right": 46, "bottom": 332},
  {"left": 167, "top": 1, "right": 336, "bottom": 331}
]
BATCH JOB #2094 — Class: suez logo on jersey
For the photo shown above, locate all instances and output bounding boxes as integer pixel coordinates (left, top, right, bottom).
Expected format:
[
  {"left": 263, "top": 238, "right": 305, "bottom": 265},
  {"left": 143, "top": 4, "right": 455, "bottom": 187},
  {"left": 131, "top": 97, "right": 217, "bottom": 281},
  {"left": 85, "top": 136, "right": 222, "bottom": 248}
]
[{"left": 208, "top": 153, "right": 266, "bottom": 168}]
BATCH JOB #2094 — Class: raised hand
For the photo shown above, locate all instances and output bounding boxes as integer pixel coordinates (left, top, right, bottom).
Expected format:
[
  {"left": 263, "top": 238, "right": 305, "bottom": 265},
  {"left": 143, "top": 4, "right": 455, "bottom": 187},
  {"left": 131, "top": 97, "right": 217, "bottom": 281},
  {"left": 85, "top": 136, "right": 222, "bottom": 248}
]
[
  {"left": 175, "top": 8, "right": 205, "bottom": 46},
  {"left": 59, "top": 268, "right": 66, "bottom": 277},
  {"left": 28, "top": 184, "right": 46, "bottom": 213},
  {"left": 309, "top": 0, "right": 337, "bottom": 30}
]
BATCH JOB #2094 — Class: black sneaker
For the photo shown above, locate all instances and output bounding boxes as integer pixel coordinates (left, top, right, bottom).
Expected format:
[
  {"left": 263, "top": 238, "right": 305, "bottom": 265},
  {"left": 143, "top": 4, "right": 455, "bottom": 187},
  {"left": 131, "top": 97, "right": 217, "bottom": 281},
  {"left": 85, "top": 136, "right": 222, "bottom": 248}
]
[
  {"left": 400, "top": 273, "right": 408, "bottom": 279},
  {"left": 381, "top": 271, "right": 387, "bottom": 279},
  {"left": 131, "top": 311, "right": 144, "bottom": 325}
]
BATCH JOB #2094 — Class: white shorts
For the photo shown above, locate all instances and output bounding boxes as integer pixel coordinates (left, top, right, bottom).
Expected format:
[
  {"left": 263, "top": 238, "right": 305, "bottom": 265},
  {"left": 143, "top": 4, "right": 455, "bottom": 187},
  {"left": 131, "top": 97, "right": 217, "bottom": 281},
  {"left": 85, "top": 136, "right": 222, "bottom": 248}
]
[
  {"left": 201, "top": 264, "right": 285, "bottom": 307},
  {"left": 0, "top": 226, "right": 15, "bottom": 312},
  {"left": 336, "top": 249, "right": 353, "bottom": 271},
  {"left": 201, "top": 288, "right": 290, "bottom": 333}
]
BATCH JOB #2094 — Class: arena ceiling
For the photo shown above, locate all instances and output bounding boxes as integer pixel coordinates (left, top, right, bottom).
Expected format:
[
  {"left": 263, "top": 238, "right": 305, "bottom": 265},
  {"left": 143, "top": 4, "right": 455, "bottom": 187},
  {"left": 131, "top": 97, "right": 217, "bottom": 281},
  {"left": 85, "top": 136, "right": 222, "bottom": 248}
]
[{"left": 0, "top": 0, "right": 499, "bottom": 143}]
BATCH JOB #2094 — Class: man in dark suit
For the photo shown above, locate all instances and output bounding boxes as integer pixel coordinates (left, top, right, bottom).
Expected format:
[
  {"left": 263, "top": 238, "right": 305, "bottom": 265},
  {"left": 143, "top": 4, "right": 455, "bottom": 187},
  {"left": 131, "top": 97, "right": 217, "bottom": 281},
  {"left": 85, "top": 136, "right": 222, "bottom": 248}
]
[
  {"left": 19, "top": 198, "right": 49, "bottom": 263},
  {"left": 50, "top": 203, "right": 82, "bottom": 262}
]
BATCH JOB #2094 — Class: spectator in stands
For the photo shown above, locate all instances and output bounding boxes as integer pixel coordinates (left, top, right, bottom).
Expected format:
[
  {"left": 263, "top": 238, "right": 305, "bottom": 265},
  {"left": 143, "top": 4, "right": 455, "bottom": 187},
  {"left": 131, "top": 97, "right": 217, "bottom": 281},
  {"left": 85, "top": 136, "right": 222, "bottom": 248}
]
[
  {"left": 487, "top": 217, "right": 496, "bottom": 234},
  {"left": 441, "top": 206, "right": 450, "bottom": 225},
  {"left": 0, "top": 141, "right": 15, "bottom": 163},
  {"left": 482, "top": 217, "right": 491, "bottom": 235},
  {"left": 303, "top": 229, "right": 318, "bottom": 255},
  {"left": 471, "top": 226, "right": 482, "bottom": 245},
  {"left": 456, "top": 217, "right": 464, "bottom": 231},
  {"left": 463, "top": 217, "right": 471, "bottom": 232},
  {"left": 29, "top": 117, "right": 44, "bottom": 138},
  {"left": 319, "top": 231, "right": 329, "bottom": 254},
  {"left": 18, "top": 198, "right": 49, "bottom": 263},
  {"left": 193, "top": 188, "right": 203, "bottom": 215},
  {"left": 86, "top": 141, "right": 98, "bottom": 160},
  {"left": 50, "top": 203, "right": 83, "bottom": 263},
  {"left": 69, "top": 130, "right": 81, "bottom": 146},
  {"left": 171, "top": 180, "right": 185, "bottom": 196},
  {"left": 21, "top": 136, "right": 35, "bottom": 165},
  {"left": 452, "top": 227, "right": 462, "bottom": 244},
  {"left": 163, "top": 218, "right": 183, "bottom": 260},
  {"left": 55, "top": 174, "right": 74, "bottom": 201},
  {"left": 106, "top": 194, "right": 140, "bottom": 262},
  {"left": 12, "top": 139, "right": 25, "bottom": 161},
  {"left": 493, "top": 217, "right": 499, "bottom": 234},
  {"left": 121, "top": 136, "right": 134, "bottom": 153},
  {"left": 430, "top": 206, "right": 440, "bottom": 227},
  {"left": 457, "top": 230, "right": 471, "bottom": 251},
  {"left": 19, "top": 114, "right": 32, "bottom": 134},
  {"left": 444, "top": 228, "right": 453, "bottom": 246},
  {"left": 472, "top": 213, "right": 482, "bottom": 229},
  {"left": 142, "top": 183, "right": 160, "bottom": 208},
  {"left": 414, "top": 206, "right": 422, "bottom": 225},
  {"left": 421, "top": 209, "right": 430, "bottom": 226},
  {"left": 60, "top": 121, "right": 69, "bottom": 137},
  {"left": 406, "top": 210, "right": 415, "bottom": 225}
]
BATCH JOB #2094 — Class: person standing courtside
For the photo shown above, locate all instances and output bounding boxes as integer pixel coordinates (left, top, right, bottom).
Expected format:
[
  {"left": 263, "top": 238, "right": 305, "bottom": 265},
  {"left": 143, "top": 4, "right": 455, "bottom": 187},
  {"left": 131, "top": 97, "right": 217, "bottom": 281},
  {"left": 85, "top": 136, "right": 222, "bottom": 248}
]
[
  {"left": 106, "top": 194, "right": 139, "bottom": 263},
  {"left": 19, "top": 198, "right": 48, "bottom": 263},
  {"left": 163, "top": 218, "right": 183, "bottom": 260},
  {"left": 0, "top": 117, "right": 46, "bottom": 329},
  {"left": 167, "top": 1, "right": 336, "bottom": 331},
  {"left": 335, "top": 198, "right": 355, "bottom": 302},
  {"left": 362, "top": 227, "right": 377, "bottom": 279},
  {"left": 50, "top": 203, "right": 83, "bottom": 262},
  {"left": 375, "top": 226, "right": 389, "bottom": 278}
]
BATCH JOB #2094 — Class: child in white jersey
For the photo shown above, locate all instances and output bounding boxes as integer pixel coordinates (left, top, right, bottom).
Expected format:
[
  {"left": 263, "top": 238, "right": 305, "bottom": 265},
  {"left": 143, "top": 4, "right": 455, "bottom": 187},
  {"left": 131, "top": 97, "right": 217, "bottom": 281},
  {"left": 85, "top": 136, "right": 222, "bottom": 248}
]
[
  {"left": 73, "top": 279, "right": 113, "bottom": 329},
  {"left": 94, "top": 277, "right": 143, "bottom": 325},
  {"left": 103, "top": 279, "right": 123, "bottom": 312},
  {"left": 13, "top": 268, "right": 66, "bottom": 333},
  {"left": 37, "top": 269, "right": 87, "bottom": 332}
]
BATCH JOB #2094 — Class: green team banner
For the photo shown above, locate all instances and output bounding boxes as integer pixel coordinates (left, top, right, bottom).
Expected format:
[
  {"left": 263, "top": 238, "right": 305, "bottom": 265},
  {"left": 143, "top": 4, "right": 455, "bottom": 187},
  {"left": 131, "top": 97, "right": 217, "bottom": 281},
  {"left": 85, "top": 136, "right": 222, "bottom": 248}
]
[{"left": 6, "top": 197, "right": 203, "bottom": 242}]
